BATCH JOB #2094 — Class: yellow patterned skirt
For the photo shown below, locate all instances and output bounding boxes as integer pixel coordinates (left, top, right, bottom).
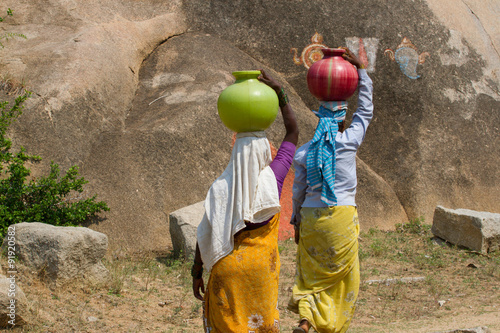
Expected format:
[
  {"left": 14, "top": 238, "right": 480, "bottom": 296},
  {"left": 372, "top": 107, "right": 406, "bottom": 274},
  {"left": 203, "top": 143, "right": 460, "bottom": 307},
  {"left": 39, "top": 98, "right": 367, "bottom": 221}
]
[
  {"left": 203, "top": 214, "right": 281, "bottom": 333},
  {"left": 288, "top": 206, "right": 360, "bottom": 333}
]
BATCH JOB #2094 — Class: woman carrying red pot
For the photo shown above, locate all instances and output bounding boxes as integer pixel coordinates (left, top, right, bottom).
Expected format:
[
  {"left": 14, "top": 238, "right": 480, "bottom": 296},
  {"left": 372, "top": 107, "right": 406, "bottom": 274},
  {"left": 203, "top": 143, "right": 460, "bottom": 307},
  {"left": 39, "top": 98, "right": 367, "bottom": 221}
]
[{"left": 289, "top": 48, "right": 374, "bottom": 333}]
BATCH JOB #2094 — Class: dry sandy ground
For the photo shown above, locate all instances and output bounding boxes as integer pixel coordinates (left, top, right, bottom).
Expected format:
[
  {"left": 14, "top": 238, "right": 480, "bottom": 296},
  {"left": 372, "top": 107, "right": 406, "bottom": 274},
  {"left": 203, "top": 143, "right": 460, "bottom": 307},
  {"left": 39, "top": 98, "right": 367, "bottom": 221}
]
[{"left": 3, "top": 234, "right": 499, "bottom": 332}]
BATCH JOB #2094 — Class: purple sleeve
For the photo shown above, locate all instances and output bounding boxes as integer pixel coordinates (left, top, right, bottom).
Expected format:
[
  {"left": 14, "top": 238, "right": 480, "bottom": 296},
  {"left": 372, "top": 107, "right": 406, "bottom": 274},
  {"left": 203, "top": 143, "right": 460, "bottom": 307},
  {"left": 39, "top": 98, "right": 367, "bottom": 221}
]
[
  {"left": 270, "top": 141, "right": 296, "bottom": 197},
  {"left": 244, "top": 141, "right": 296, "bottom": 231}
]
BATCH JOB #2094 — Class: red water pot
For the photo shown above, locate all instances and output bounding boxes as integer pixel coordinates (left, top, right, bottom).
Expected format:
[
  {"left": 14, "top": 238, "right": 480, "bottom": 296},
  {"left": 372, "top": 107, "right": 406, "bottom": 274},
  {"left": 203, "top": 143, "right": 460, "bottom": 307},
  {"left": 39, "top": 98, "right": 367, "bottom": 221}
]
[{"left": 307, "top": 48, "right": 358, "bottom": 101}]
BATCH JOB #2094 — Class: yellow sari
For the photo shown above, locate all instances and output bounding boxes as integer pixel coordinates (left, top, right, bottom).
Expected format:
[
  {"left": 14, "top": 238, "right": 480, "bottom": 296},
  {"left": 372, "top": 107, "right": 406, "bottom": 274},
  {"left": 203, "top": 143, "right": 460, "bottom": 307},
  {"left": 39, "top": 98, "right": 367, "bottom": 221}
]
[
  {"left": 203, "top": 214, "right": 281, "bottom": 333},
  {"left": 289, "top": 206, "right": 360, "bottom": 333}
]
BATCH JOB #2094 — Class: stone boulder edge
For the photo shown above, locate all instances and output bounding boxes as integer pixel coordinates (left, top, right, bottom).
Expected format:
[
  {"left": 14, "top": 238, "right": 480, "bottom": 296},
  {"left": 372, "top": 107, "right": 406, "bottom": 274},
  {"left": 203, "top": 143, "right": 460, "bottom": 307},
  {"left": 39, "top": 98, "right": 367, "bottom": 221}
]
[
  {"left": 0, "top": 275, "right": 28, "bottom": 327},
  {"left": 169, "top": 201, "right": 205, "bottom": 260},
  {"left": 432, "top": 206, "right": 500, "bottom": 254},
  {"left": 1, "top": 223, "right": 109, "bottom": 286}
]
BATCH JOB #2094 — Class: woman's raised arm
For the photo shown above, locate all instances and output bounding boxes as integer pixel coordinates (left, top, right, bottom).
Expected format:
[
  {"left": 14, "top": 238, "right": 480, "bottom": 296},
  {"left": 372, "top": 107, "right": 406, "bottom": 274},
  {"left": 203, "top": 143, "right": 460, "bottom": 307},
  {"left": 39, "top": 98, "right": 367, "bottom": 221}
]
[{"left": 259, "top": 70, "right": 299, "bottom": 146}]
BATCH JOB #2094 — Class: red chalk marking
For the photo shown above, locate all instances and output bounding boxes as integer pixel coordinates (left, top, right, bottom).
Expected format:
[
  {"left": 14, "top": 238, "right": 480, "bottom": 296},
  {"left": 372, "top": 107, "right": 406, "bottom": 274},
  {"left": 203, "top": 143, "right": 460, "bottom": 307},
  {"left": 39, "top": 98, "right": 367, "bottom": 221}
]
[
  {"left": 270, "top": 142, "right": 295, "bottom": 241},
  {"left": 358, "top": 38, "right": 369, "bottom": 69},
  {"left": 278, "top": 167, "right": 295, "bottom": 241}
]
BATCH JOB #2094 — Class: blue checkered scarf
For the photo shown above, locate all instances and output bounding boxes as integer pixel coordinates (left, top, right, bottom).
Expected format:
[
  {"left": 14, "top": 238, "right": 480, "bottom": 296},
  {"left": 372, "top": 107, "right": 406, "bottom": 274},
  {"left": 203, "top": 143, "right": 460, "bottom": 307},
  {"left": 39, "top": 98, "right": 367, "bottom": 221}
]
[{"left": 306, "top": 101, "right": 348, "bottom": 206}]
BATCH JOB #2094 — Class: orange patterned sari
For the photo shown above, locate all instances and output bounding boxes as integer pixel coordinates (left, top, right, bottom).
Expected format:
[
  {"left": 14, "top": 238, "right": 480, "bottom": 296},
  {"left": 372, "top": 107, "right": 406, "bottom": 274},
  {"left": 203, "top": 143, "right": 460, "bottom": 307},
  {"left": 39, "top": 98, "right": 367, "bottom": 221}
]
[{"left": 203, "top": 214, "right": 281, "bottom": 333}]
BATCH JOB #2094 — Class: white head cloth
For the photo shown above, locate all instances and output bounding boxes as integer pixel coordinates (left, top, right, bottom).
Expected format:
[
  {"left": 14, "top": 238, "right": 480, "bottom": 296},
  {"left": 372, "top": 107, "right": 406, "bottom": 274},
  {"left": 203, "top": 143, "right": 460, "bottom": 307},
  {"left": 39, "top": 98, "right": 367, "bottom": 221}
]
[{"left": 196, "top": 131, "right": 281, "bottom": 271}]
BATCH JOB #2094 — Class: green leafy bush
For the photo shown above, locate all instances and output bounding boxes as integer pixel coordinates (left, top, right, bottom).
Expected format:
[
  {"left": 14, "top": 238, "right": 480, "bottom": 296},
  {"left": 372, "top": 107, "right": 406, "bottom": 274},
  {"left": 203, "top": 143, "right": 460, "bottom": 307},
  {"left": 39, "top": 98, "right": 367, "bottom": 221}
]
[
  {"left": 0, "top": 7, "right": 109, "bottom": 236},
  {"left": 0, "top": 93, "right": 110, "bottom": 236},
  {"left": 0, "top": 16, "right": 109, "bottom": 234}
]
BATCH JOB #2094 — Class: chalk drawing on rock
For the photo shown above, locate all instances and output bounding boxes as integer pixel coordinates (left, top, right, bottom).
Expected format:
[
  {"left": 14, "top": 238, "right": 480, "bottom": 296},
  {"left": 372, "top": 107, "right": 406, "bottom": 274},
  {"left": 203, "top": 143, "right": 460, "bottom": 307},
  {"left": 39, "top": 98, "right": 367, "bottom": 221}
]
[
  {"left": 345, "top": 37, "right": 379, "bottom": 73},
  {"left": 385, "top": 37, "right": 430, "bottom": 79},
  {"left": 292, "top": 33, "right": 380, "bottom": 72},
  {"left": 291, "top": 32, "right": 328, "bottom": 69},
  {"left": 439, "top": 30, "right": 470, "bottom": 67}
]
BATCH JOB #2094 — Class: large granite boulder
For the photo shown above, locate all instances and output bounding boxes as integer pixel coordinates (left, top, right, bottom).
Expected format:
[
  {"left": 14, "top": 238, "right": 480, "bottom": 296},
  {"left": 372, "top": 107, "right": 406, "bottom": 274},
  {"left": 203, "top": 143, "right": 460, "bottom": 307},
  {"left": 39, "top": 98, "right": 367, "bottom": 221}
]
[
  {"left": 169, "top": 201, "right": 205, "bottom": 260},
  {"left": 432, "top": 206, "right": 500, "bottom": 253},
  {"left": 0, "top": 275, "right": 28, "bottom": 327},
  {"left": 82, "top": 30, "right": 407, "bottom": 247},
  {"left": 1, "top": 0, "right": 498, "bottom": 251},
  {"left": 1, "top": 223, "right": 109, "bottom": 286},
  {"left": 0, "top": 0, "right": 187, "bottom": 251}
]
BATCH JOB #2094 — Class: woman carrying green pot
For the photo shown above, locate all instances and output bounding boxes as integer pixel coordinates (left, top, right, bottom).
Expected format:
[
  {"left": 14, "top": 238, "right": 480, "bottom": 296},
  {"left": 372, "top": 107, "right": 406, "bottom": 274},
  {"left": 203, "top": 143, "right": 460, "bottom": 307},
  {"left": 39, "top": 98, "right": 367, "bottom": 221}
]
[{"left": 192, "top": 69, "right": 299, "bottom": 332}]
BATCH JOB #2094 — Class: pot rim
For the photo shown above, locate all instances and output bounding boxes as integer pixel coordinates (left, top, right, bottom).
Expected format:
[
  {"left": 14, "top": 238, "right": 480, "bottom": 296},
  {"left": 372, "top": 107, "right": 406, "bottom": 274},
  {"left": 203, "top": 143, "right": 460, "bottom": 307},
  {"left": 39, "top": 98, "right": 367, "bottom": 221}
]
[
  {"left": 321, "top": 48, "right": 346, "bottom": 57},
  {"left": 232, "top": 70, "right": 261, "bottom": 80}
]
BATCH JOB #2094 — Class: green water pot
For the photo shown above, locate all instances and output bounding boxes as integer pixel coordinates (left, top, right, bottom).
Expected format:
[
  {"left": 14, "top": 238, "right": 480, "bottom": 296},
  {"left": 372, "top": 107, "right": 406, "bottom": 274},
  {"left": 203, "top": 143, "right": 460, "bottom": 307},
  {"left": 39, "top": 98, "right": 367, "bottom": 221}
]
[{"left": 217, "top": 71, "right": 279, "bottom": 133}]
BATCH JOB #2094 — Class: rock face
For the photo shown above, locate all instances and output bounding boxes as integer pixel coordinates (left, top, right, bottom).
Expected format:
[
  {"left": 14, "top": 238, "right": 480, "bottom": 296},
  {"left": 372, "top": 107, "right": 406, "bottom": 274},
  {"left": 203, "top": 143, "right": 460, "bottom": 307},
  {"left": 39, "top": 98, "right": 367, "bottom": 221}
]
[
  {"left": 0, "top": 275, "right": 28, "bottom": 327},
  {"left": 1, "top": 0, "right": 498, "bottom": 250},
  {"left": 356, "top": 158, "right": 408, "bottom": 230},
  {"left": 432, "top": 206, "right": 500, "bottom": 253},
  {"left": 0, "top": 0, "right": 188, "bottom": 251},
  {"left": 169, "top": 201, "right": 205, "bottom": 260},
  {"left": 79, "top": 31, "right": 321, "bottom": 250},
  {"left": 1, "top": 223, "right": 109, "bottom": 286},
  {"left": 183, "top": 0, "right": 500, "bottom": 222}
]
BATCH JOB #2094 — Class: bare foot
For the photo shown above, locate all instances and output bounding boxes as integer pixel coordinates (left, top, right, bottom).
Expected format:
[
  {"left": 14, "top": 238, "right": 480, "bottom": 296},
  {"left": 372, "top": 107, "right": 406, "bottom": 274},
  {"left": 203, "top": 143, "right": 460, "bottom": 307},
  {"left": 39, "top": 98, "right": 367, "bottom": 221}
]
[{"left": 292, "top": 319, "right": 310, "bottom": 333}]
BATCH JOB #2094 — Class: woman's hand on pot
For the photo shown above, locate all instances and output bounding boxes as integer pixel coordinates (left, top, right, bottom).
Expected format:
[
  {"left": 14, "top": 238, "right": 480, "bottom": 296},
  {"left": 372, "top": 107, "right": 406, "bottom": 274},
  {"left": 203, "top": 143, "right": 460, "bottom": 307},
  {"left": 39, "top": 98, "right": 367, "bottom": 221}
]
[
  {"left": 339, "top": 47, "right": 364, "bottom": 69},
  {"left": 258, "top": 69, "right": 281, "bottom": 92}
]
